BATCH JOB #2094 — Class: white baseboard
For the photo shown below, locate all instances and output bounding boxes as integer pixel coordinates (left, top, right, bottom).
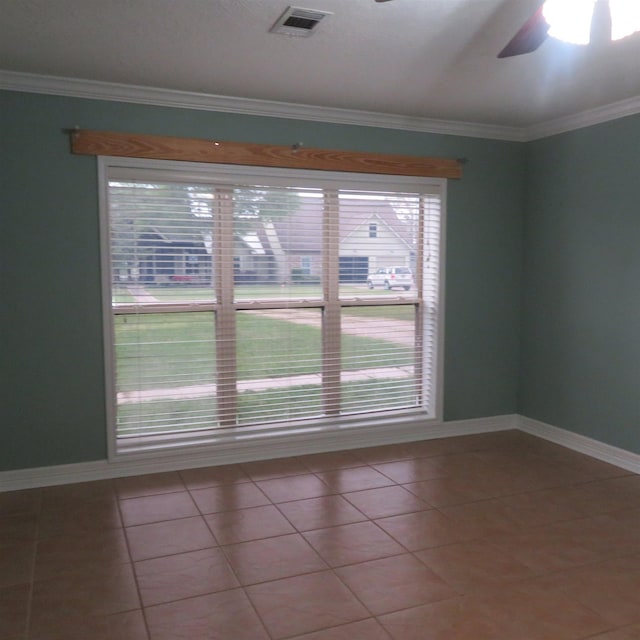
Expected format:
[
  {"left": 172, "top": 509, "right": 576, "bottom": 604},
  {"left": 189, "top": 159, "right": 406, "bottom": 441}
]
[
  {"left": 3, "top": 414, "right": 638, "bottom": 492},
  {"left": 0, "top": 414, "right": 515, "bottom": 491},
  {"left": 517, "top": 415, "right": 640, "bottom": 474}
]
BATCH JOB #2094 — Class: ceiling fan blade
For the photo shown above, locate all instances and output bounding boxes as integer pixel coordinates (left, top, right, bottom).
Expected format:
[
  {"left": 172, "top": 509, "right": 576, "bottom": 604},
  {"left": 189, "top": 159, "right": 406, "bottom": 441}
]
[
  {"left": 590, "top": 0, "right": 612, "bottom": 45},
  {"left": 498, "top": 3, "right": 550, "bottom": 58}
]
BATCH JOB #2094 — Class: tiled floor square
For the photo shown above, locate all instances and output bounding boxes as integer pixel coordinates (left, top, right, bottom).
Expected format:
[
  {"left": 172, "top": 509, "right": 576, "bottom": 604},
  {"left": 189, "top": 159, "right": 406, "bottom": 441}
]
[
  {"left": 145, "top": 588, "right": 269, "bottom": 640},
  {"left": 126, "top": 516, "right": 216, "bottom": 561},
  {"left": 41, "top": 480, "right": 116, "bottom": 509},
  {"left": 286, "top": 618, "right": 391, "bottom": 639},
  {"left": 189, "top": 482, "right": 270, "bottom": 514},
  {"left": 204, "top": 504, "right": 295, "bottom": 544},
  {"left": 179, "top": 463, "right": 250, "bottom": 489},
  {"left": 372, "top": 458, "right": 448, "bottom": 484},
  {"left": 394, "top": 438, "right": 456, "bottom": 458},
  {"left": 275, "top": 494, "right": 367, "bottom": 531},
  {"left": 0, "top": 489, "right": 41, "bottom": 518},
  {"left": 315, "top": 466, "right": 395, "bottom": 493},
  {"left": 415, "top": 452, "right": 491, "bottom": 479},
  {"left": 29, "top": 609, "right": 149, "bottom": 640},
  {"left": 120, "top": 491, "right": 198, "bottom": 527},
  {"left": 596, "top": 475, "right": 640, "bottom": 509},
  {"left": 438, "top": 498, "right": 524, "bottom": 538},
  {"left": 596, "top": 508, "right": 640, "bottom": 555},
  {"left": 555, "top": 451, "right": 633, "bottom": 480},
  {"left": 352, "top": 443, "right": 415, "bottom": 464},
  {"left": 585, "top": 623, "right": 640, "bottom": 639},
  {"left": 378, "top": 595, "right": 501, "bottom": 640},
  {"left": 135, "top": 547, "right": 239, "bottom": 606},
  {"left": 488, "top": 518, "right": 614, "bottom": 575},
  {"left": 39, "top": 498, "right": 122, "bottom": 537},
  {"left": 470, "top": 581, "right": 611, "bottom": 639},
  {"left": 114, "top": 472, "right": 186, "bottom": 499},
  {"left": 528, "top": 555, "right": 640, "bottom": 627},
  {"left": 246, "top": 570, "right": 369, "bottom": 639},
  {"left": 498, "top": 460, "right": 593, "bottom": 493},
  {"left": 0, "top": 513, "right": 39, "bottom": 543},
  {"left": 241, "top": 456, "right": 312, "bottom": 481},
  {"left": 374, "top": 509, "right": 464, "bottom": 551},
  {"left": 343, "top": 485, "right": 431, "bottom": 519},
  {"left": 335, "top": 553, "right": 458, "bottom": 614},
  {"left": 552, "top": 482, "right": 640, "bottom": 517},
  {"left": 34, "top": 528, "right": 129, "bottom": 580},
  {"left": 297, "top": 450, "right": 365, "bottom": 472},
  {"left": 256, "top": 474, "right": 334, "bottom": 503},
  {"left": 403, "top": 476, "right": 492, "bottom": 507},
  {"left": 496, "top": 487, "right": 587, "bottom": 527},
  {"left": 0, "top": 583, "right": 30, "bottom": 639},
  {"left": 302, "top": 521, "right": 405, "bottom": 567},
  {"left": 415, "top": 539, "right": 536, "bottom": 592},
  {"left": 30, "top": 563, "right": 141, "bottom": 636},
  {"left": 223, "top": 533, "right": 327, "bottom": 584},
  {"left": 0, "top": 539, "right": 35, "bottom": 587}
]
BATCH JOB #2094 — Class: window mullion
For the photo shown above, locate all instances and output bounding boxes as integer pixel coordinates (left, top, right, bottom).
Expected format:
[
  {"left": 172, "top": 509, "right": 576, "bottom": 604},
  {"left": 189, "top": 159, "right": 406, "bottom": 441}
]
[
  {"left": 322, "top": 190, "right": 341, "bottom": 416},
  {"left": 414, "top": 197, "right": 426, "bottom": 406},
  {"left": 214, "top": 187, "right": 238, "bottom": 427}
]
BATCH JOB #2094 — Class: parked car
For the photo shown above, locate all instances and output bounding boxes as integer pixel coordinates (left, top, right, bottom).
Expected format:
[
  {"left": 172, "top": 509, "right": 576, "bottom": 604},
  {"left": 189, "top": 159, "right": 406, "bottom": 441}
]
[{"left": 367, "top": 266, "right": 413, "bottom": 290}]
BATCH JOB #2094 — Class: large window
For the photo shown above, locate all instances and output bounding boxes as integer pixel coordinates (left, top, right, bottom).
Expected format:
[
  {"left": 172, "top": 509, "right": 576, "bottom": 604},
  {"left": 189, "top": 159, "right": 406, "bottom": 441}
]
[{"left": 101, "top": 159, "right": 445, "bottom": 454}]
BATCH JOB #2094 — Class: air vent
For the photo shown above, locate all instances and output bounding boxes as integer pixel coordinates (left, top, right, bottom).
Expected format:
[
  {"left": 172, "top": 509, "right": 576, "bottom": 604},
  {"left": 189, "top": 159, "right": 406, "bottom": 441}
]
[{"left": 270, "top": 6, "right": 333, "bottom": 37}]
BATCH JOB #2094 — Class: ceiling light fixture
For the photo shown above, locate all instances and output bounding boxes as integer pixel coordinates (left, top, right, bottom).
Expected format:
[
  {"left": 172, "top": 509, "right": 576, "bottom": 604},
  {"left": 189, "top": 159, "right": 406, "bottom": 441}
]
[{"left": 543, "top": 0, "right": 640, "bottom": 45}]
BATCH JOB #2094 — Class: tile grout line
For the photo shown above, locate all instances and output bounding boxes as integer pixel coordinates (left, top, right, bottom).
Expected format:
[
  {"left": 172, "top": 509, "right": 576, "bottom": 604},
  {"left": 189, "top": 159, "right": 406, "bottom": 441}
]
[
  {"left": 116, "top": 482, "right": 154, "bottom": 640},
  {"left": 199, "top": 507, "right": 276, "bottom": 640},
  {"left": 24, "top": 488, "right": 43, "bottom": 640}
]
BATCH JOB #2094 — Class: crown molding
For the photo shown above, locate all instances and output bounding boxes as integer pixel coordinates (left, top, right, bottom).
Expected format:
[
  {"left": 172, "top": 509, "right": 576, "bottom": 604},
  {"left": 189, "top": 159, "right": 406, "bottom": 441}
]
[
  {"left": 3, "top": 70, "right": 639, "bottom": 143},
  {"left": 524, "top": 94, "right": 640, "bottom": 140},
  {"left": 0, "top": 70, "right": 524, "bottom": 142}
]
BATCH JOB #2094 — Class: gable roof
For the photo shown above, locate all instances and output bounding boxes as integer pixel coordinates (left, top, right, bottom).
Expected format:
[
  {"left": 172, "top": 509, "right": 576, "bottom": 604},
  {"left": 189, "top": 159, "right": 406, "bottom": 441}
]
[{"left": 271, "top": 197, "right": 413, "bottom": 254}]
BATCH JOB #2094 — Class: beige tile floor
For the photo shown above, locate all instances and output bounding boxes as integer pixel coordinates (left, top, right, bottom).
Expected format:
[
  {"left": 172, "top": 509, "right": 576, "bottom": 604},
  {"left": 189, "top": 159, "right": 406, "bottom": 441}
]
[{"left": 2, "top": 430, "right": 640, "bottom": 639}]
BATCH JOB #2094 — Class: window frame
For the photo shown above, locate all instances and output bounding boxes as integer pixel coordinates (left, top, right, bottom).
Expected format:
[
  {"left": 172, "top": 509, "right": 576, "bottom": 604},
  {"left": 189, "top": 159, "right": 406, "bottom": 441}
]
[{"left": 98, "top": 156, "right": 447, "bottom": 461}]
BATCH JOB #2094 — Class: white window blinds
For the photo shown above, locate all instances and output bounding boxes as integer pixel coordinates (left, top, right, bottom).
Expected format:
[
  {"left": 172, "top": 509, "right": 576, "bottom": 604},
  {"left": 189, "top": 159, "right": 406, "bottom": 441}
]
[{"left": 104, "top": 162, "right": 444, "bottom": 443}]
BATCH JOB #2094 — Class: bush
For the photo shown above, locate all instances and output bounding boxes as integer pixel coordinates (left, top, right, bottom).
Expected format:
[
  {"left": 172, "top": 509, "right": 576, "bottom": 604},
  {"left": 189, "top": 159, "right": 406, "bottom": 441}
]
[{"left": 290, "top": 268, "right": 320, "bottom": 285}]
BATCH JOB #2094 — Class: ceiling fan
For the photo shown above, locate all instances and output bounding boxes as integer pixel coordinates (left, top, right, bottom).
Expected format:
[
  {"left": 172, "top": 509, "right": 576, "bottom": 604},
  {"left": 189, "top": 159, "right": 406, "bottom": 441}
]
[
  {"left": 498, "top": 0, "right": 612, "bottom": 58},
  {"left": 373, "top": 0, "right": 616, "bottom": 58}
]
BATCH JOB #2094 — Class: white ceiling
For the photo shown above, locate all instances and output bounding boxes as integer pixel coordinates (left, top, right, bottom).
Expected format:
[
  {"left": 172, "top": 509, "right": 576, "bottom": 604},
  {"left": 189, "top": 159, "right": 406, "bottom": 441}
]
[{"left": 2, "top": 0, "right": 640, "bottom": 132}]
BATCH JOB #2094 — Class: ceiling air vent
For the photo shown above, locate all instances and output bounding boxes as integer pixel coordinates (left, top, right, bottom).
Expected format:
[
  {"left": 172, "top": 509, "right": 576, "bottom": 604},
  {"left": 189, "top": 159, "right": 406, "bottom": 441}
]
[{"left": 270, "top": 6, "right": 333, "bottom": 37}]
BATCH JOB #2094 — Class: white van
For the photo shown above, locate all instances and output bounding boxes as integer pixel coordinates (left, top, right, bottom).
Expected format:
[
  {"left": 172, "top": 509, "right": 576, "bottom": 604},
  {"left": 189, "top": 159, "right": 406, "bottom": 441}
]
[{"left": 367, "top": 266, "right": 413, "bottom": 291}]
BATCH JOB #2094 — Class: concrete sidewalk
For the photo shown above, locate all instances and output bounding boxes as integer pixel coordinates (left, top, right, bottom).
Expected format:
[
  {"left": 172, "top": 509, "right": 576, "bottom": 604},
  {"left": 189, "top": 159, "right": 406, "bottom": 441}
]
[{"left": 117, "top": 365, "right": 414, "bottom": 404}]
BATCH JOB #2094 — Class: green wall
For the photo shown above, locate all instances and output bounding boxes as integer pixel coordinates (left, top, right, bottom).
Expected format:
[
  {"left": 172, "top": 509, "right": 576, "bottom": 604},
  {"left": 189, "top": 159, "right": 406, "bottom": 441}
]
[
  {"left": 0, "top": 90, "right": 525, "bottom": 471},
  {"left": 521, "top": 115, "right": 640, "bottom": 453}
]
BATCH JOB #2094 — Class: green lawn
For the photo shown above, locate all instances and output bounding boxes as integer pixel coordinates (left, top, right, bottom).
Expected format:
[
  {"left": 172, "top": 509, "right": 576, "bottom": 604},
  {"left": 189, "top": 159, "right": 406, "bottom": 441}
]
[
  {"left": 118, "top": 398, "right": 217, "bottom": 435},
  {"left": 342, "top": 305, "right": 415, "bottom": 321},
  {"left": 112, "top": 288, "right": 136, "bottom": 303},
  {"left": 115, "top": 312, "right": 217, "bottom": 391},
  {"left": 114, "top": 309, "right": 415, "bottom": 436},
  {"left": 115, "top": 312, "right": 412, "bottom": 388}
]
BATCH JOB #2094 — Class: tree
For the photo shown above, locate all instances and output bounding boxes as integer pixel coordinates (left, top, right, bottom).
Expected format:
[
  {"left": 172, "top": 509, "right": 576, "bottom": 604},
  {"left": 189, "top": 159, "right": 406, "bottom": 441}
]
[{"left": 109, "top": 181, "right": 303, "bottom": 286}]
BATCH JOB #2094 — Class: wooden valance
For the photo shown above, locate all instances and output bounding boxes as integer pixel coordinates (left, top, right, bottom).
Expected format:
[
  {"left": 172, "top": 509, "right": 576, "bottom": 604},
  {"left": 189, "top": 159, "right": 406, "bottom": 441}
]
[{"left": 70, "top": 129, "right": 462, "bottom": 179}]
